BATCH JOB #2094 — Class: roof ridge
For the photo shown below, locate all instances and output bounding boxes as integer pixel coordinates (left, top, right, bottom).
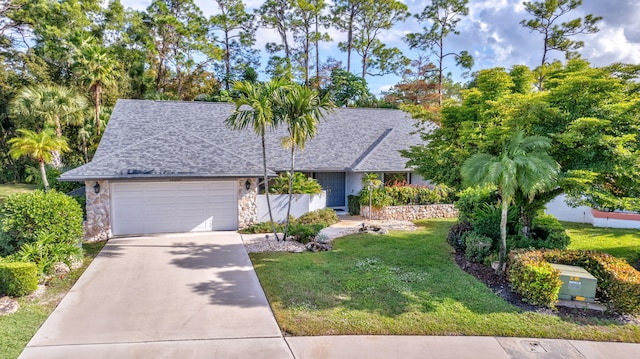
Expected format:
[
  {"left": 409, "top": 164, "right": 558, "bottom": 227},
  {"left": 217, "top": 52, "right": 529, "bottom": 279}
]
[{"left": 348, "top": 128, "right": 394, "bottom": 171}]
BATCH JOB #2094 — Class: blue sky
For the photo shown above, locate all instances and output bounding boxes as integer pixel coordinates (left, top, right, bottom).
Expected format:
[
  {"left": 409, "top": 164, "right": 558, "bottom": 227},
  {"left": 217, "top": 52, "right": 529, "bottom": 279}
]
[{"left": 123, "top": 0, "right": 640, "bottom": 95}]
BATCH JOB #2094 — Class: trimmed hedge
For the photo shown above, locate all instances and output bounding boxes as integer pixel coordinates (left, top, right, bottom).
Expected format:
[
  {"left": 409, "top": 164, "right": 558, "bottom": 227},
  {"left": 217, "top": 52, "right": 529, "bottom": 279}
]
[
  {"left": 508, "top": 249, "right": 640, "bottom": 314},
  {"left": 542, "top": 250, "right": 640, "bottom": 315},
  {"left": 348, "top": 195, "right": 360, "bottom": 215},
  {"left": 0, "top": 261, "right": 38, "bottom": 297},
  {"left": 464, "top": 232, "right": 493, "bottom": 263},
  {"left": 0, "top": 190, "right": 83, "bottom": 256},
  {"left": 508, "top": 250, "right": 562, "bottom": 307}
]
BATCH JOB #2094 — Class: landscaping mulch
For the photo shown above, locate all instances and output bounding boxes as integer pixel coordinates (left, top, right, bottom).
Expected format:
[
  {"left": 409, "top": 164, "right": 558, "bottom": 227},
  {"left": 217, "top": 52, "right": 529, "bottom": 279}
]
[{"left": 454, "top": 250, "right": 640, "bottom": 326}]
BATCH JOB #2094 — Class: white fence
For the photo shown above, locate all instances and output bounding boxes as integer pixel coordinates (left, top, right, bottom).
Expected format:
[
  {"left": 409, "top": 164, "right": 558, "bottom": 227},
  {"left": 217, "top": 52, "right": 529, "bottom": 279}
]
[
  {"left": 257, "top": 192, "right": 326, "bottom": 223},
  {"left": 545, "top": 194, "right": 640, "bottom": 229}
]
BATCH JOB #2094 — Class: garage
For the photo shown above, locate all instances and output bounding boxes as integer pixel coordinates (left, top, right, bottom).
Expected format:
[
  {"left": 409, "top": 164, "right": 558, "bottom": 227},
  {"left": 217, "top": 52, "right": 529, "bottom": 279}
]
[{"left": 110, "top": 181, "right": 238, "bottom": 235}]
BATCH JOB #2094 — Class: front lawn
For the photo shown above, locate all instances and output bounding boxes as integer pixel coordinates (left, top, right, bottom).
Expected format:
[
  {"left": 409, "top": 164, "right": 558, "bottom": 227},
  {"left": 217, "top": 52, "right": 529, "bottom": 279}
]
[
  {"left": 0, "top": 184, "right": 38, "bottom": 203},
  {"left": 250, "top": 219, "right": 640, "bottom": 341},
  {"left": 565, "top": 222, "right": 640, "bottom": 264},
  {"left": 0, "top": 241, "right": 106, "bottom": 359}
]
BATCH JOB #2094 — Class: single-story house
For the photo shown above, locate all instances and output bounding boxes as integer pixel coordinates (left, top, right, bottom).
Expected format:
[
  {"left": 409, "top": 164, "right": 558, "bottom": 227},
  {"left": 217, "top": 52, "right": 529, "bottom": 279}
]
[{"left": 61, "top": 99, "right": 433, "bottom": 240}]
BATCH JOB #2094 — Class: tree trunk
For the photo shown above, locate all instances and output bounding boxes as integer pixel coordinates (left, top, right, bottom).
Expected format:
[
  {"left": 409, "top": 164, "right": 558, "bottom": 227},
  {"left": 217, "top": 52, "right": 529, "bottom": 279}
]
[
  {"left": 315, "top": 13, "right": 320, "bottom": 88},
  {"left": 39, "top": 160, "right": 50, "bottom": 191},
  {"left": 262, "top": 131, "right": 280, "bottom": 240},
  {"left": 346, "top": 12, "right": 354, "bottom": 73},
  {"left": 224, "top": 28, "right": 231, "bottom": 91},
  {"left": 497, "top": 199, "right": 509, "bottom": 275},
  {"left": 95, "top": 84, "right": 102, "bottom": 135},
  {"left": 54, "top": 115, "right": 62, "bottom": 138},
  {"left": 438, "top": 35, "right": 444, "bottom": 107},
  {"left": 284, "top": 146, "right": 295, "bottom": 240}
]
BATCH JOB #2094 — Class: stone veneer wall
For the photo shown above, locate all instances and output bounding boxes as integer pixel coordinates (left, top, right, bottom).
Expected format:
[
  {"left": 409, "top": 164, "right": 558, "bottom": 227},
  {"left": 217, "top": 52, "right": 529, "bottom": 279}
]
[
  {"left": 84, "top": 180, "right": 111, "bottom": 241},
  {"left": 360, "top": 204, "right": 458, "bottom": 221},
  {"left": 238, "top": 178, "right": 258, "bottom": 229}
]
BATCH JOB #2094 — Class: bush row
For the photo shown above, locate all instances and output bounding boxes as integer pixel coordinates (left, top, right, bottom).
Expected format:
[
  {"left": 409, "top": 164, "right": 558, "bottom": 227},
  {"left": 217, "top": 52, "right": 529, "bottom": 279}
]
[
  {"left": 0, "top": 261, "right": 38, "bottom": 297},
  {"left": 508, "top": 249, "right": 640, "bottom": 314},
  {"left": 358, "top": 184, "right": 454, "bottom": 208}
]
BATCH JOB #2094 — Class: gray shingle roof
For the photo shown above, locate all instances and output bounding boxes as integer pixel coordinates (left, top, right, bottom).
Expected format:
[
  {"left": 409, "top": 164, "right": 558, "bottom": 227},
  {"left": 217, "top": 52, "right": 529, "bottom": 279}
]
[{"left": 60, "top": 99, "right": 426, "bottom": 181}]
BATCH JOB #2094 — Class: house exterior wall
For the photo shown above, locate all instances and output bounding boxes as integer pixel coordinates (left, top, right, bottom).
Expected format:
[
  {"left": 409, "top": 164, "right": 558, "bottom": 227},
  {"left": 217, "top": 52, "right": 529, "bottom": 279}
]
[
  {"left": 410, "top": 173, "right": 431, "bottom": 186},
  {"left": 257, "top": 192, "right": 327, "bottom": 222},
  {"left": 238, "top": 178, "right": 258, "bottom": 229},
  {"left": 361, "top": 204, "right": 458, "bottom": 221},
  {"left": 346, "top": 172, "right": 365, "bottom": 202},
  {"left": 84, "top": 180, "right": 111, "bottom": 241},
  {"left": 591, "top": 209, "right": 640, "bottom": 229}
]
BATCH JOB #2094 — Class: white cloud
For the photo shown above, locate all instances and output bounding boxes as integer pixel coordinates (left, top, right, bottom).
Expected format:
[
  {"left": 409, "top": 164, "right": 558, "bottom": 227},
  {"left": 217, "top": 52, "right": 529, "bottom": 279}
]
[{"left": 583, "top": 25, "right": 640, "bottom": 66}]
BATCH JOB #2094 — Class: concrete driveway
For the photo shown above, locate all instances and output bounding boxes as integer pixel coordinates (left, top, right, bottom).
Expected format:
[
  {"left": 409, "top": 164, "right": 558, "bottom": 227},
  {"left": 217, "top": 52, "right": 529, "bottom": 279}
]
[{"left": 20, "top": 232, "right": 293, "bottom": 359}]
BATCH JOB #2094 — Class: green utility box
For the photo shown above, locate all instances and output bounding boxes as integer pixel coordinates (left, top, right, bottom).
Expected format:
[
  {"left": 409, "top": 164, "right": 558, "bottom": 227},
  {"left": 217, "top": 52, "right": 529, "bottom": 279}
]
[{"left": 550, "top": 263, "right": 597, "bottom": 303}]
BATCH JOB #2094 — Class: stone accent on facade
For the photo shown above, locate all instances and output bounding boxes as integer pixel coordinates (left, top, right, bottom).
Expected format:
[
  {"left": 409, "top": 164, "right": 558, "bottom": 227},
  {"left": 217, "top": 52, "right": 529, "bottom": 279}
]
[
  {"left": 84, "top": 180, "right": 111, "bottom": 241},
  {"left": 238, "top": 178, "right": 258, "bottom": 229},
  {"left": 360, "top": 204, "right": 458, "bottom": 221}
]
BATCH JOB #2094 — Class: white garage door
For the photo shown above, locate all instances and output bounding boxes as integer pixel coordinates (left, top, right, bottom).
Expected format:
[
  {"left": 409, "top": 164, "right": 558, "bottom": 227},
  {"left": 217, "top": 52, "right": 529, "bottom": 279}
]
[{"left": 111, "top": 181, "right": 238, "bottom": 235}]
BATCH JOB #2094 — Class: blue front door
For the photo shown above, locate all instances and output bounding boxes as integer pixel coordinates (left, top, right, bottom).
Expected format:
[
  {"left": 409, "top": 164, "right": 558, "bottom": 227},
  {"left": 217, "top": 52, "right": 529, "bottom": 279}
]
[{"left": 315, "top": 172, "right": 346, "bottom": 207}]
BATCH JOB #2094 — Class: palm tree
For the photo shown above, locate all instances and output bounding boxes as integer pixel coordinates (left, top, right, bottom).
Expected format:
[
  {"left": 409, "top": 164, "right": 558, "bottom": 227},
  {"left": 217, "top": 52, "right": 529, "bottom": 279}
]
[
  {"left": 11, "top": 85, "right": 87, "bottom": 167},
  {"left": 225, "top": 79, "right": 289, "bottom": 240},
  {"left": 273, "top": 84, "right": 335, "bottom": 239},
  {"left": 8, "top": 129, "right": 70, "bottom": 191},
  {"left": 74, "top": 42, "right": 118, "bottom": 135},
  {"left": 460, "top": 129, "right": 559, "bottom": 274}
]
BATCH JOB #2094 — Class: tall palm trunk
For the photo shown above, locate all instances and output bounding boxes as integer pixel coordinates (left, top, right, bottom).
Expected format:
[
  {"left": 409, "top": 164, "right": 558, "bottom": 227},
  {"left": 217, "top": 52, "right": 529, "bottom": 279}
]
[
  {"left": 95, "top": 84, "right": 102, "bottom": 135},
  {"left": 51, "top": 115, "right": 63, "bottom": 168},
  {"left": 284, "top": 145, "right": 295, "bottom": 239},
  {"left": 498, "top": 199, "right": 509, "bottom": 275},
  {"left": 262, "top": 131, "right": 280, "bottom": 241},
  {"left": 39, "top": 160, "right": 50, "bottom": 191}
]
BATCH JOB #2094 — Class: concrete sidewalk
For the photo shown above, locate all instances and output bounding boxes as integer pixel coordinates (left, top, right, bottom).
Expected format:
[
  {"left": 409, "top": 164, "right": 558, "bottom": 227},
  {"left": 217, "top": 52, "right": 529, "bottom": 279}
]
[{"left": 285, "top": 336, "right": 640, "bottom": 359}]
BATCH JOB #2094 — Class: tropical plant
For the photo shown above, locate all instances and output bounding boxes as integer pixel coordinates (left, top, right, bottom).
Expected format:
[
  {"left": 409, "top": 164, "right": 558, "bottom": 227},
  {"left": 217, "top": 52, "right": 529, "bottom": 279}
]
[
  {"left": 460, "top": 129, "right": 559, "bottom": 274},
  {"left": 74, "top": 40, "right": 119, "bottom": 135},
  {"left": 269, "top": 172, "right": 322, "bottom": 194},
  {"left": 10, "top": 85, "right": 87, "bottom": 167},
  {"left": 226, "top": 79, "right": 289, "bottom": 240},
  {"left": 8, "top": 129, "right": 70, "bottom": 191},
  {"left": 273, "top": 83, "right": 334, "bottom": 239}
]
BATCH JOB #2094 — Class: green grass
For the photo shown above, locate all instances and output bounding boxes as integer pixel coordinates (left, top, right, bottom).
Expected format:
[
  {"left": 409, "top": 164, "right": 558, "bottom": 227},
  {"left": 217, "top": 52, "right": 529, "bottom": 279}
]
[
  {"left": 565, "top": 222, "right": 640, "bottom": 264},
  {"left": 0, "top": 184, "right": 38, "bottom": 203},
  {"left": 0, "top": 241, "right": 106, "bottom": 359},
  {"left": 251, "top": 219, "right": 640, "bottom": 341}
]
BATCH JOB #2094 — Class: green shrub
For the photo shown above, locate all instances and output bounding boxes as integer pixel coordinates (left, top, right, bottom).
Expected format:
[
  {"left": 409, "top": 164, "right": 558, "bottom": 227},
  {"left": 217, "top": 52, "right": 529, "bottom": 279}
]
[
  {"left": 508, "top": 250, "right": 562, "bottom": 307},
  {"left": 269, "top": 172, "right": 322, "bottom": 194},
  {"left": 0, "top": 261, "right": 38, "bottom": 296},
  {"left": 287, "top": 223, "right": 323, "bottom": 244},
  {"left": 464, "top": 232, "right": 493, "bottom": 263},
  {"left": 13, "top": 233, "right": 83, "bottom": 275},
  {"left": 455, "top": 185, "right": 498, "bottom": 222},
  {"left": 447, "top": 222, "right": 472, "bottom": 250},
  {"left": 359, "top": 184, "right": 453, "bottom": 208},
  {"left": 0, "top": 190, "right": 83, "bottom": 256},
  {"left": 296, "top": 208, "right": 339, "bottom": 227},
  {"left": 508, "top": 214, "right": 570, "bottom": 251},
  {"left": 348, "top": 195, "right": 360, "bottom": 215},
  {"left": 358, "top": 187, "right": 392, "bottom": 208},
  {"left": 542, "top": 250, "right": 640, "bottom": 315}
]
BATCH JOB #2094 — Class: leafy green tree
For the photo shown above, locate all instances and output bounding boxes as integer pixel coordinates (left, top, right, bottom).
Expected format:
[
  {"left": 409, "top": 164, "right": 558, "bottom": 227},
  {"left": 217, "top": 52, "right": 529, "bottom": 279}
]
[
  {"left": 324, "top": 68, "right": 373, "bottom": 107},
  {"left": 10, "top": 85, "right": 87, "bottom": 167},
  {"left": 292, "top": 0, "right": 331, "bottom": 85},
  {"left": 331, "top": 0, "right": 364, "bottom": 73},
  {"left": 8, "top": 129, "right": 70, "bottom": 191},
  {"left": 272, "top": 83, "right": 334, "bottom": 239},
  {"left": 225, "top": 79, "right": 289, "bottom": 240},
  {"left": 73, "top": 40, "right": 119, "bottom": 135},
  {"left": 521, "top": 0, "right": 601, "bottom": 67},
  {"left": 461, "top": 130, "right": 559, "bottom": 274},
  {"left": 352, "top": 0, "right": 409, "bottom": 79},
  {"left": 258, "top": 0, "right": 296, "bottom": 79},
  {"left": 210, "top": 0, "right": 259, "bottom": 91},
  {"left": 144, "top": 0, "right": 219, "bottom": 99},
  {"left": 404, "top": 0, "right": 473, "bottom": 106}
]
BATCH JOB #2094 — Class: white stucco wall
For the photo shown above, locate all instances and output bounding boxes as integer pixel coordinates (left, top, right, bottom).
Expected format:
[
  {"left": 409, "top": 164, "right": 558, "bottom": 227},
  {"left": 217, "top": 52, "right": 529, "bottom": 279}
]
[
  {"left": 346, "top": 172, "right": 365, "bottom": 198},
  {"left": 545, "top": 194, "right": 594, "bottom": 224},
  {"left": 257, "top": 192, "right": 327, "bottom": 222},
  {"left": 592, "top": 216, "right": 640, "bottom": 229}
]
